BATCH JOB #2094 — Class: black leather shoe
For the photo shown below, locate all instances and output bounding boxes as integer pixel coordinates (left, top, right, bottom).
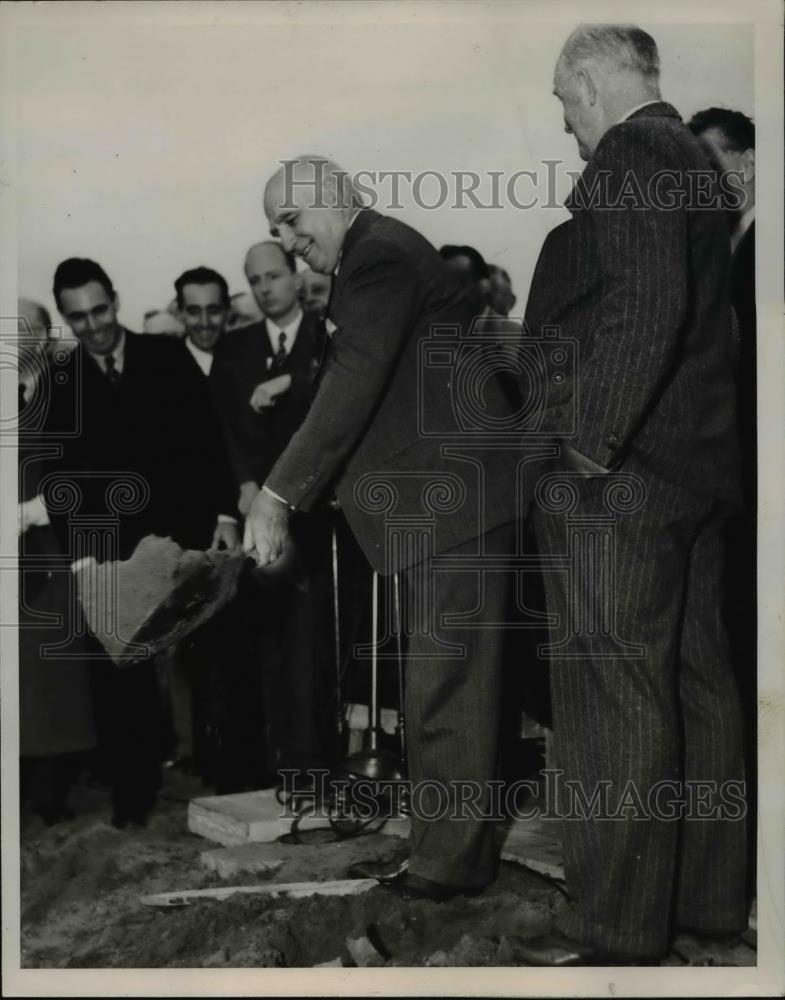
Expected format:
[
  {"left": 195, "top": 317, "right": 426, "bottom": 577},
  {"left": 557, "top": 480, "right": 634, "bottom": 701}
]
[
  {"left": 675, "top": 926, "right": 744, "bottom": 946},
  {"left": 515, "top": 931, "right": 659, "bottom": 966},
  {"left": 378, "top": 871, "right": 484, "bottom": 903},
  {"left": 346, "top": 857, "right": 409, "bottom": 882}
]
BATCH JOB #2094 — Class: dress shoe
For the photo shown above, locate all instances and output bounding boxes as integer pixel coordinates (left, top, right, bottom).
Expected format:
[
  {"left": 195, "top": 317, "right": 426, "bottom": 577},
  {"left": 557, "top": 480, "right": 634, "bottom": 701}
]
[
  {"left": 675, "top": 926, "right": 744, "bottom": 946},
  {"left": 346, "top": 857, "right": 409, "bottom": 881},
  {"left": 515, "top": 931, "right": 659, "bottom": 966},
  {"left": 378, "top": 871, "right": 484, "bottom": 903}
]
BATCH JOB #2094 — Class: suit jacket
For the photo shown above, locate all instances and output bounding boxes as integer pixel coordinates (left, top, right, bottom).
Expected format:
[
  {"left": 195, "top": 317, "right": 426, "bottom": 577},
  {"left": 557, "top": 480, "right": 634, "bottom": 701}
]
[
  {"left": 265, "top": 209, "right": 526, "bottom": 573},
  {"left": 524, "top": 102, "right": 740, "bottom": 504},
  {"left": 731, "top": 220, "right": 756, "bottom": 498},
  {"left": 209, "top": 313, "right": 326, "bottom": 487},
  {"left": 18, "top": 376, "right": 96, "bottom": 756},
  {"left": 43, "top": 330, "right": 236, "bottom": 561}
]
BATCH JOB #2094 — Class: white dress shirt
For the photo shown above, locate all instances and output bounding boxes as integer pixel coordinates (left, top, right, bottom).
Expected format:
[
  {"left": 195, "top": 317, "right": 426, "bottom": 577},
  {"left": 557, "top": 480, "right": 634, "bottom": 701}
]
[
  {"left": 87, "top": 328, "right": 126, "bottom": 376},
  {"left": 185, "top": 336, "right": 214, "bottom": 376},
  {"left": 266, "top": 310, "right": 303, "bottom": 359}
]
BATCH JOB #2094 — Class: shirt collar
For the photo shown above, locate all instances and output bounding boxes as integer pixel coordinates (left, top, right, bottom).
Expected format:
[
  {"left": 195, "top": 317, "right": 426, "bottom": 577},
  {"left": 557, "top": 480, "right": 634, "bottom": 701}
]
[
  {"left": 185, "top": 336, "right": 214, "bottom": 375},
  {"left": 86, "top": 327, "right": 126, "bottom": 373},
  {"left": 266, "top": 309, "right": 303, "bottom": 348},
  {"left": 334, "top": 210, "right": 361, "bottom": 277},
  {"left": 616, "top": 99, "right": 661, "bottom": 125}
]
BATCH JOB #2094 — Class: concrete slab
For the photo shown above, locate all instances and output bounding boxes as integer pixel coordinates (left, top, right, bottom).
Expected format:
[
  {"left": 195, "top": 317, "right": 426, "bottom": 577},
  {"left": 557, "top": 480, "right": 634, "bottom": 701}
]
[{"left": 188, "top": 787, "right": 410, "bottom": 846}]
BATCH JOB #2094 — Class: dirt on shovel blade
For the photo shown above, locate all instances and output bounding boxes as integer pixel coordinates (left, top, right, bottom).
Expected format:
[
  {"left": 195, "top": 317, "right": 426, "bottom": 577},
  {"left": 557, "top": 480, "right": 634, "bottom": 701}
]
[{"left": 76, "top": 536, "right": 248, "bottom": 664}]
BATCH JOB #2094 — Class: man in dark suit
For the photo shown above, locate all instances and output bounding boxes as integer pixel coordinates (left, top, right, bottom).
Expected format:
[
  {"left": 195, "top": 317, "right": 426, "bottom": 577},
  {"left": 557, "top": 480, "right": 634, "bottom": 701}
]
[
  {"left": 518, "top": 26, "right": 747, "bottom": 964},
  {"left": 688, "top": 105, "right": 757, "bottom": 899},
  {"left": 245, "top": 156, "right": 530, "bottom": 901},
  {"left": 688, "top": 107, "right": 755, "bottom": 483},
  {"left": 44, "top": 258, "right": 238, "bottom": 826},
  {"left": 210, "top": 242, "right": 325, "bottom": 517},
  {"left": 160, "top": 265, "right": 272, "bottom": 792},
  {"left": 17, "top": 299, "right": 96, "bottom": 824},
  {"left": 210, "top": 242, "right": 334, "bottom": 773}
]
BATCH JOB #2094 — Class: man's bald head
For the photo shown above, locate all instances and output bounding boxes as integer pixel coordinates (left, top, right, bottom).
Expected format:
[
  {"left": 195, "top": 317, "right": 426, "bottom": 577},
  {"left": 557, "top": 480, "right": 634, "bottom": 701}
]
[
  {"left": 244, "top": 240, "right": 296, "bottom": 275},
  {"left": 263, "top": 156, "right": 363, "bottom": 274},
  {"left": 244, "top": 240, "right": 300, "bottom": 323},
  {"left": 553, "top": 24, "right": 661, "bottom": 160},
  {"left": 18, "top": 298, "right": 52, "bottom": 343}
]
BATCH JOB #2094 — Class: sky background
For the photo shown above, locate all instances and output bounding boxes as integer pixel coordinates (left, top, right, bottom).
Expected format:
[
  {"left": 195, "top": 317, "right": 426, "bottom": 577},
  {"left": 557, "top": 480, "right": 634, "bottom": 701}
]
[{"left": 8, "top": 2, "right": 754, "bottom": 333}]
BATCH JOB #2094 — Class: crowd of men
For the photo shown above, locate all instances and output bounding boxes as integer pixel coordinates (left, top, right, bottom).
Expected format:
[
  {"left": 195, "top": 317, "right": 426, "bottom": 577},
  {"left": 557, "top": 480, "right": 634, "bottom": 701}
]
[{"left": 18, "top": 21, "right": 756, "bottom": 967}]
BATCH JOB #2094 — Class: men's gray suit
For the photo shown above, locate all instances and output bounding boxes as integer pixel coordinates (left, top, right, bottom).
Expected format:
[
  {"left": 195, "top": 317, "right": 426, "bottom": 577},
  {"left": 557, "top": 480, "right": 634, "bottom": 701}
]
[
  {"left": 267, "top": 209, "right": 530, "bottom": 886},
  {"left": 524, "top": 103, "right": 747, "bottom": 957}
]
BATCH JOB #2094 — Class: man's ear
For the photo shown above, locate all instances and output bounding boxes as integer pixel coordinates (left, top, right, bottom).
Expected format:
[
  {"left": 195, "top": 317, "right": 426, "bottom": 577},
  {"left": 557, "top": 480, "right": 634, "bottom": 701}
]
[
  {"left": 576, "top": 66, "right": 597, "bottom": 106},
  {"left": 113, "top": 293, "right": 121, "bottom": 314},
  {"left": 741, "top": 148, "right": 755, "bottom": 184}
]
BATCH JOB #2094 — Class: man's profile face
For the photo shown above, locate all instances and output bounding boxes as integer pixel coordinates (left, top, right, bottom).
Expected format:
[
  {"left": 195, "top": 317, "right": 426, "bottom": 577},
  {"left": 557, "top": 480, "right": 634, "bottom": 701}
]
[
  {"left": 58, "top": 281, "right": 121, "bottom": 355},
  {"left": 300, "top": 270, "right": 332, "bottom": 318},
  {"left": 553, "top": 62, "right": 597, "bottom": 162},
  {"left": 264, "top": 170, "right": 347, "bottom": 275},
  {"left": 696, "top": 126, "right": 754, "bottom": 198},
  {"left": 180, "top": 283, "right": 228, "bottom": 352},
  {"left": 245, "top": 244, "right": 300, "bottom": 322}
]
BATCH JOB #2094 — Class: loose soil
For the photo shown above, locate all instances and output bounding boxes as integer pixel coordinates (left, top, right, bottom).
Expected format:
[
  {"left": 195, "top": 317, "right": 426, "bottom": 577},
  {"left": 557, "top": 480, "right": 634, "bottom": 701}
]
[{"left": 20, "top": 769, "right": 561, "bottom": 968}]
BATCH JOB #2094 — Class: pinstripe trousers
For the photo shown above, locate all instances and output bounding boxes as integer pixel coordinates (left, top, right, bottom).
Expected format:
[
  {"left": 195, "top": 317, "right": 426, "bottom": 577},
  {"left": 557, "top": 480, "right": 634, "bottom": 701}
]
[{"left": 531, "top": 459, "right": 748, "bottom": 958}]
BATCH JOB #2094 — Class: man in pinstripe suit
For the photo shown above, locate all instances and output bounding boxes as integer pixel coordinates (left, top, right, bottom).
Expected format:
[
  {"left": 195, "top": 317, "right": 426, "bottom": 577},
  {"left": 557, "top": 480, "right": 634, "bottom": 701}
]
[{"left": 519, "top": 25, "right": 748, "bottom": 964}]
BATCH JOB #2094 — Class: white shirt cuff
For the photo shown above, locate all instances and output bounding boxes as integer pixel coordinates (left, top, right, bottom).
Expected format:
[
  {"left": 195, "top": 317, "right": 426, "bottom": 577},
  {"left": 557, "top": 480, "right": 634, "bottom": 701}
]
[
  {"left": 262, "top": 484, "right": 294, "bottom": 511},
  {"left": 217, "top": 514, "right": 238, "bottom": 524},
  {"left": 29, "top": 494, "right": 50, "bottom": 526}
]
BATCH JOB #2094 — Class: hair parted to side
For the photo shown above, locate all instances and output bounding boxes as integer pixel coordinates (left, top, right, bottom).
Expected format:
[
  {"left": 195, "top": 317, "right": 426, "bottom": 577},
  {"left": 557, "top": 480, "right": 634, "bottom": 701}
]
[
  {"left": 53, "top": 258, "right": 115, "bottom": 308},
  {"left": 561, "top": 24, "right": 660, "bottom": 79},
  {"left": 687, "top": 107, "right": 755, "bottom": 152},
  {"left": 174, "top": 266, "right": 231, "bottom": 308}
]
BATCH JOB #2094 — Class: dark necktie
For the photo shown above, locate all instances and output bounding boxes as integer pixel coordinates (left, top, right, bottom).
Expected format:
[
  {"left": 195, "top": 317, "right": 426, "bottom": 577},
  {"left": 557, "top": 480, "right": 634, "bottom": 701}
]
[
  {"left": 104, "top": 354, "right": 120, "bottom": 384},
  {"left": 272, "top": 331, "right": 287, "bottom": 371}
]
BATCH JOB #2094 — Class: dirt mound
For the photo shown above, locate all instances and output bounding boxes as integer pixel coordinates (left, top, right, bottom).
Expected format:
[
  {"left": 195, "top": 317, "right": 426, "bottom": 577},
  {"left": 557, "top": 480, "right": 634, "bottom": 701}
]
[{"left": 20, "top": 771, "right": 560, "bottom": 968}]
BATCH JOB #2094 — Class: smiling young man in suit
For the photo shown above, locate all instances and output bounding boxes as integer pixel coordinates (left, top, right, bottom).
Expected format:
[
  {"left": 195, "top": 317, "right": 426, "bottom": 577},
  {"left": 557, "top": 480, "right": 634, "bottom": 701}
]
[
  {"left": 517, "top": 26, "right": 747, "bottom": 964},
  {"left": 45, "top": 258, "right": 238, "bottom": 826},
  {"left": 244, "top": 156, "right": 530, "bottom": 902}
]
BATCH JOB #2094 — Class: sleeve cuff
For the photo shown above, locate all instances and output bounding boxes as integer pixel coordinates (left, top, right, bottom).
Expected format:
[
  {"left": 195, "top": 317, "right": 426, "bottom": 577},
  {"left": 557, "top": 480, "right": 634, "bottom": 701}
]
[
  {"left": 32, "top": 494, "right": 50, "bottom": 526},
  {"left": 262, "top": 484, "right": 296, "bottom": 511},
  {"left": 217, "top": 514, "right": 238, "bottom": 524}
]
